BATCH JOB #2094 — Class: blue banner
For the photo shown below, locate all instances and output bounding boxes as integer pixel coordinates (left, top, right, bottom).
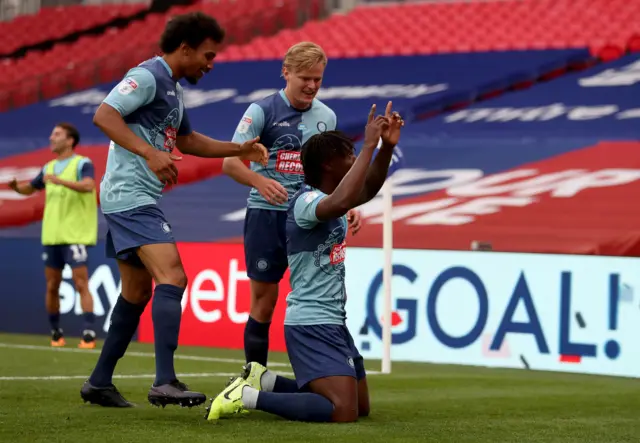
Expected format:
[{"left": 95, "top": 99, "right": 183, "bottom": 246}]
[
  {"left": 415, "top": 54, "right": 640, "bottom": 138},
  {"left": 0, "top": 50, "right": 587, "bottom": 154},
  {"left": 0, "top": 238, "right": 122, "bottom": 340}
]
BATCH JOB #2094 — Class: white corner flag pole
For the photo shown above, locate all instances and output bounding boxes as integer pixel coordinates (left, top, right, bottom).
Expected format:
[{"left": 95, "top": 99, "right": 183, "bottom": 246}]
[{"left": 381, "top": 172, "right": 393, "bottom": 374}]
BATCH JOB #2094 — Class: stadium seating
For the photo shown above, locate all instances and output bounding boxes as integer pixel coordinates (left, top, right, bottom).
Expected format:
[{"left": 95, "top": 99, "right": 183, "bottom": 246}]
[
  {"left": 0, "top": 2, "right": 146, "bottom": 56},
  {"left": 219, "top": 0, "right": 640, "bottom": 61},
  {"left": 1, "top": 0, "right": 640, "bottom": 112},
  {"left": 0, "top": 0, "right": 312, "bottom": 109}
]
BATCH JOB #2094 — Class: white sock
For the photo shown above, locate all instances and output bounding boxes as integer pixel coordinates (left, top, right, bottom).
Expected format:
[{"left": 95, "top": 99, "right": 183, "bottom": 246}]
[
  {"left": 241, "top": 385, "right": 259, "bottom": 409},
  {"left": 260, "top": 369, "right": 277, "bottom": 392}
]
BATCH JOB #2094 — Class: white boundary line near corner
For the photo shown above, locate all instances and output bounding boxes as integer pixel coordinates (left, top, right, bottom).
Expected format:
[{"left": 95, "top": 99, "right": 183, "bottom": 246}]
[
  {"left": 0, "top": 342, "right": 382, "bottom": 379},
  {"left": 0, "top": 372, "right": 295, "bottom": 382},
  {"left": 0, "top": 342, "right": 291, "bottom": 367}
]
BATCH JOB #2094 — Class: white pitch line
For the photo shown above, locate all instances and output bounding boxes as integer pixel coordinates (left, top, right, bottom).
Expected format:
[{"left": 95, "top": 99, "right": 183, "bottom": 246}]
[
  {"left": 0, "top": 342, "right": 382, "bottom": 378},
  {"left": 0, "top": 372, "right": 295, "bottom": 381},
  {"left": 0, "top": 342, "right": 290, "bottom": 367}
]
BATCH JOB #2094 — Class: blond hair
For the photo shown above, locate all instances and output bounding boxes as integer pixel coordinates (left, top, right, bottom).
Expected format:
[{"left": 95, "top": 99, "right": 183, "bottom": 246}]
[{"left": 282, "top": 42, "right": 327, "bottom": 73}]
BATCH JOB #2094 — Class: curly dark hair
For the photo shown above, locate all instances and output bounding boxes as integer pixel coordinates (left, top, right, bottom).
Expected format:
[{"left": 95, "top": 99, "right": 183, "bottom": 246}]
[
  {"left": 301, "top": 131, "right": 355, "bottom": 188},
  {"left": 159, "top": 11, "right": 225, "bottom": 53}
]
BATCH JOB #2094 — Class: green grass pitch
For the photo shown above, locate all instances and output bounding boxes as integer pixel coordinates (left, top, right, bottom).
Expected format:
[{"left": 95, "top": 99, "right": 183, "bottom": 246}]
[{"left": 0, "top": 333, "right": 639, "bottom": 443}]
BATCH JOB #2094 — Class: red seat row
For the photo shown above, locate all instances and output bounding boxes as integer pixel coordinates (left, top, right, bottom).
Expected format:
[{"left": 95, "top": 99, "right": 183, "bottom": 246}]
[
  {"left": 0, "top": 0, "right": 312, "bottom": 91},
  {"left": 0, "top": 3, "right": 146, "bottom": 55},
  {"left": 218, "top": 0, "right": 640, "bottom": 61},
  {"left": 1, "top": 0, "right": 639, "bottom": 111}
]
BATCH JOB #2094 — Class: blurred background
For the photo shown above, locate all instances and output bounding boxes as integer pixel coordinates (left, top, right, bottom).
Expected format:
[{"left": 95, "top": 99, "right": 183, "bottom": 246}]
[{"left": 1, "top": 0, "right": 640, "bottom": 378}]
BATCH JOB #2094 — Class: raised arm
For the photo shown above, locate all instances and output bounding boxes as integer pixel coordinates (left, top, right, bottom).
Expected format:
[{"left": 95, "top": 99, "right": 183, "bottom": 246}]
[
  {"left": 175, "top": 100, "right": 267, "bottom": 166},
  {"left": 356, "top": 102, "right": 404, "bottom": 205},
  {"left": 314, "top": 105, "right": 388, "bottom": 221}
]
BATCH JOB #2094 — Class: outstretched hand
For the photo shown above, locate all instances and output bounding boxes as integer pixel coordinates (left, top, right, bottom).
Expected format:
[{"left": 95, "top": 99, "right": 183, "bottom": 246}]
[
  {"left": 380, "top": 101, "right": 404, "bottom": 147},
  {"left": 239, "top": 136, "right": 269, "bottom": 167}
]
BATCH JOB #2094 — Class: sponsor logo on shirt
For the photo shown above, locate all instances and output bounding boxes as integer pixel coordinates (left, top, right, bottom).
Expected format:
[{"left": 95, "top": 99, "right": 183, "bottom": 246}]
[
  {"left": 164, "top": 126, "right": 177, "bottom": 152},
  {"left": 275, "top": 150, "right": 303, "bottom": 174},
  {"left": 330, "top": 241, "right": 347, "bottom": 265}
]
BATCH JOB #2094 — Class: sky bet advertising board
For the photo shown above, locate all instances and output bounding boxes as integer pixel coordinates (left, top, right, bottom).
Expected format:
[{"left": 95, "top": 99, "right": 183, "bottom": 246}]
[
  {"left": 2, "top": 238, "right": 640, "bottom": 379},
  {"left": 345, "top": 248, "right": 640, "bottom": 378}
]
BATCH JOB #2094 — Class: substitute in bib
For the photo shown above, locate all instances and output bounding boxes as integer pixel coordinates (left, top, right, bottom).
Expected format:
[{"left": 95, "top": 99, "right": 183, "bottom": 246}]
[{"left": 9, "top": 123, "right": 98, "bottom": 349}]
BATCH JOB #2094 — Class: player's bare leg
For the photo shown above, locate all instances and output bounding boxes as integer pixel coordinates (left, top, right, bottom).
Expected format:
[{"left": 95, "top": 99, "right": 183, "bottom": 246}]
[
  {"left": 45, "top": 266, "right": 64, "bottom": 347},
  {"left": 137, "top": 242, "right": 206, "bottom": 408},
  {"left": 244, "top": 280, "right": 279, "bottom": 366},
  {"left": 72, "top": 265, "right": 97, "bottom": 349},
  {"left": 357, "top": 377, "right": 370, "bottom": 417},
  {"left": 309, "top": 376, "right": 359, "bottom": 422},
  {"left": 81, "top": 259, "right": 152, "bottom": 407}
]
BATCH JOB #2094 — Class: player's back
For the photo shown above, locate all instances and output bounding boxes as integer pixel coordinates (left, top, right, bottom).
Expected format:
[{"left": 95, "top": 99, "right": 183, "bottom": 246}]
[
  {"left": 284, "top": 184, "right": 347, "bottom": 326},
  {"left": 234, "top": 90, "right": 337, "bottom": 211},
  {"left": 100, "top": 56, "right": 189, "bottom": 214}
]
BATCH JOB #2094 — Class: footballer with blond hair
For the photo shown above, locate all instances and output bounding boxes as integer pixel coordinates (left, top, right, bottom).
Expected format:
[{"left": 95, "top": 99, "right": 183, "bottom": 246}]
[{"left": 222, "top": 42, "right": 362, "bottom": 368}]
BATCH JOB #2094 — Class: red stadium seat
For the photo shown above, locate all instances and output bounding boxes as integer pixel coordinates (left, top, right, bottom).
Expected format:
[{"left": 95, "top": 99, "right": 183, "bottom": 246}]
[
  {"left": 3, "top": 0, "right": 640, "bottom": 109},
  {"left": 0, "top": 3, "right": 146, "bottom": 55},
  {"left": 628, "top": 34, "right": 640, "bottom": 53}
]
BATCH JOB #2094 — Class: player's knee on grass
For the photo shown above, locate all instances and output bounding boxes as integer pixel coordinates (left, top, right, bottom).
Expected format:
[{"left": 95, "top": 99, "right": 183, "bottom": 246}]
[
  {"left": 330, "top": 395, "right": 359, "bottom": 423},
  {"left": 250, "top": 280, "right": 279, "bottom": 322},
  {"left": 358, "top": 377, "right": 370, "bottom": 417},
  {"left": 309, "top": 376, "right": 359, "bottom": 423}
]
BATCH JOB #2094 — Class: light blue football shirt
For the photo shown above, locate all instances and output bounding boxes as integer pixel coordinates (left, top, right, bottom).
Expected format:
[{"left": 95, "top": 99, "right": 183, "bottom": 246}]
[
  {"left": 100, "top": 56, "right": 192, "bottom": 214},
  {"left": 231, "top": 90, "right": 337, "bottom": 211},
  {"left": 285, "top": 185, "right": 348, "bottom": 325}
]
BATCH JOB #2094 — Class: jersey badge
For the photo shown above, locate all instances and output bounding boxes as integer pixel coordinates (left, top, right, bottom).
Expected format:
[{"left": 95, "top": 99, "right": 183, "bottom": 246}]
[
  {"left": 237, "top": 116, "right": 253, "bottom": 134},
  {"left": 117, "top": 78, "right": 138, "bottom": 95}
]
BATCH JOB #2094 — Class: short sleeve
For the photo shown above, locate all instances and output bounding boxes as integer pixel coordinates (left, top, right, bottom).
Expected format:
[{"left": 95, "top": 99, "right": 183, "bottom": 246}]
[
  {"left": 77, "top": 158, "right": 95, "bottom": 180},
  {"left": 294, "top": 191, "right": 327, "bottom": 229},
  {"left": 30, "top": 168, "right": 45, "bottom": 190},
  {"left": 103, "top": 67, "right": 156, "bottom": 117},
  {"left": 178, "top": 109, "right": 192, "bottom": 136},
  {"left": 231, "top": 103, "right": 265, "bottom": 143}
]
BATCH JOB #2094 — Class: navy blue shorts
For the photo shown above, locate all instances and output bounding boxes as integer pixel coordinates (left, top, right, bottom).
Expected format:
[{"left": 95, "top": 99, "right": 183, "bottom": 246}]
[
  {"left": 243, "top": 208, "right": 288, "bottom": 283},
  {"left": 284, "top": 324, "right": 366, "bottom": 389},
  {"left": 43, "top": 244, "right": 91, "bottom": 269},
  {"left": 104, "top": 204, "right": 175, "bottom": 267}
]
